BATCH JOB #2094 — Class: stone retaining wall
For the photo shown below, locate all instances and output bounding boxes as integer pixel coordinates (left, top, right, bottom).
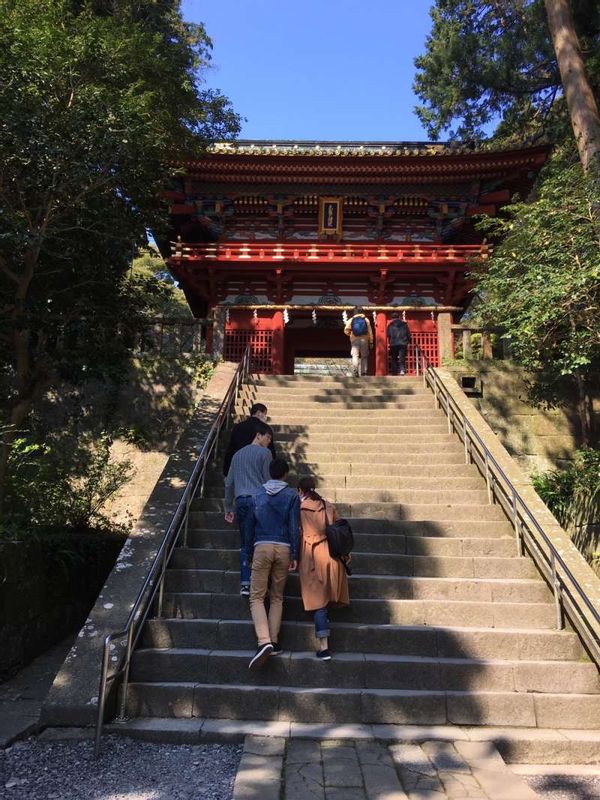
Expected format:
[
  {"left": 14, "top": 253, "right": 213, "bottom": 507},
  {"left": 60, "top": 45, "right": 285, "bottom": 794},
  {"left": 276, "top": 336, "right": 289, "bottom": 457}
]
[
  {"left": 447, "top": 362, "right": 600, "bottom": 473},
  {"left": 0, "top": 531, "right": 125, "bottom": 680}
]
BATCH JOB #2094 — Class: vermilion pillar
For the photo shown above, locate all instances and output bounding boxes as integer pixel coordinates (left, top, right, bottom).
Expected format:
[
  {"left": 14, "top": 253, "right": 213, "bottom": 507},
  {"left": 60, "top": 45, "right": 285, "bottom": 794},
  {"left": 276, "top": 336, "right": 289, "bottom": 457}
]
[
  {"left": 375, "top": 311, "right": 388, "bottom": 376},
  {"left": 271, "top": 311, "right": 285, "bottom": 374}
]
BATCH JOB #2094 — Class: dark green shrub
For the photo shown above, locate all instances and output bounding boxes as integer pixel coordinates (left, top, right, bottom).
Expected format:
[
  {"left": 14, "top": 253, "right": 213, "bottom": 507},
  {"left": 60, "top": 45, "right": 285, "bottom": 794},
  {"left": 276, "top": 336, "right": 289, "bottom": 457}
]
[{"left": 532, "top": 448, "right": 600, "bottom": 566}]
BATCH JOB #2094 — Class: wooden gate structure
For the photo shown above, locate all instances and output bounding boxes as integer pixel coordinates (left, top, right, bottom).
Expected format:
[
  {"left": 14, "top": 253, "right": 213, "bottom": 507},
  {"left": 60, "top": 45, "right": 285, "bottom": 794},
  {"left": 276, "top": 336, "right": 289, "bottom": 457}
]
[{"left": 164, "top": 140, "right": 548, "bottom": 374}]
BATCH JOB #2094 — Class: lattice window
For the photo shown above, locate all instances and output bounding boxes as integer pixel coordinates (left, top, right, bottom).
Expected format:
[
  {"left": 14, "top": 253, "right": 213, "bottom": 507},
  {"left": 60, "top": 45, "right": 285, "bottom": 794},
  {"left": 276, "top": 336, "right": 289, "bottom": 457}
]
[
  {"left": 224, "top": 330, "right": 274, "bottom": 374},
  {"left": 388, "top": 331, "right": 439, "bottom": 375}
]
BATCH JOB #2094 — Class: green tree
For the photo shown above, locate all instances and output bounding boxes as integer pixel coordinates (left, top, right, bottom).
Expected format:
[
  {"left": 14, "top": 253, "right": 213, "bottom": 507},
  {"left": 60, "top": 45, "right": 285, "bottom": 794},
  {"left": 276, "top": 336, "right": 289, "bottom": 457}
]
[
  {"left": 414, "top": 0, "right": 599, "bottom": 145},
  {"left": 129, "top": 247, "right": 192, "bottom": 319},
  {"left": 0, "top": 1, "right": 240, "bottom": 502},
  {"left": 473, "top": 158, "right": 600, "bottom": 442}
]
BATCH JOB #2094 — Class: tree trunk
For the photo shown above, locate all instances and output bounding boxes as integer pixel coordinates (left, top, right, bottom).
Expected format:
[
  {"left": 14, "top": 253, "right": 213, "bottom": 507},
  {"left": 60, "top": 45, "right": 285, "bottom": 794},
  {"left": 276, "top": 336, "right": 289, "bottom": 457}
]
[
  {"left": 573, "top": 371, "right": 593, "bottom": 446},
  {"left": 544, "top": 0, "right": 600, "bottom": 175}
]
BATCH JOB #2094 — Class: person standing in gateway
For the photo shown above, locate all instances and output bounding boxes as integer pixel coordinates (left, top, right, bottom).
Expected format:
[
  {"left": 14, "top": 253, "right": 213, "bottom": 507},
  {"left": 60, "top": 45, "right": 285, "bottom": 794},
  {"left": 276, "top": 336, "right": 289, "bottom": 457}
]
[
  {"left": 386, "top": 312, "right": 411, "bottom": 375},
  {"left": 344, "top": 306, "right": 373, "bottom": 377}
]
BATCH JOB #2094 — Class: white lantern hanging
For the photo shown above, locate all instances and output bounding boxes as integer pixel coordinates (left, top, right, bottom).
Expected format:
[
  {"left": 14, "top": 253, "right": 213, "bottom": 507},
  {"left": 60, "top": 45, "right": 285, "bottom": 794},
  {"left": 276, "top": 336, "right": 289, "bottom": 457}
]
[
  {"left": 312, "top": 309, "right": 317, "bottom": 325},
  {"left": 283, "top": 308, "right": 290, "bottom": 325},
  {"left": 402, "top": 310, "right": 406, "bottom": 322},
  {"left": 253, "top": 308, "right": 258, "bottom": 321},
  {"left": 225, "top": 308, "right": 230, "bottom": 323},
  {"left": 430, "top": 311, "right": 435, "bottom": 321},
  {"left": 372, "top": 311, "right": 377, "bottom": 324},
  {"left": 342, "top": 310, "right": 348, "bottom": 324}
]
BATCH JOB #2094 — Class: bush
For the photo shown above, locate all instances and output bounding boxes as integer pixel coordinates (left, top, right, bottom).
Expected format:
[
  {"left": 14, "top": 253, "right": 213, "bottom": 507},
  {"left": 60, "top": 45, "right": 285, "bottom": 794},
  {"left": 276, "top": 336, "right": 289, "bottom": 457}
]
[
  {"left": 532, "top": 448, "right": 600, "bottom": 565},
  {"left": 1, "top": 427, "right": 133, "bottom": 536}
]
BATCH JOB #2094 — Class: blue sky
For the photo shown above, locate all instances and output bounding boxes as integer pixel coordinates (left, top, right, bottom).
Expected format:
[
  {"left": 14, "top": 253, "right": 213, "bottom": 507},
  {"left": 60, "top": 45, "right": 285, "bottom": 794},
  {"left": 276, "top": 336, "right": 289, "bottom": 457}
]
[{"left": 182, "top": 1, "right": 435, "bottom": 141}]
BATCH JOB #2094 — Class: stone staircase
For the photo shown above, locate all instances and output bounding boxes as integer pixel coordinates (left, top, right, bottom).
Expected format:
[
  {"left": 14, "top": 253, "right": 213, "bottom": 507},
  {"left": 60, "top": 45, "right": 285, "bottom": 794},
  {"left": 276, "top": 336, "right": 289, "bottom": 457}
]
[{"left": 124, "top": 376, "right": 600, "bottom": 759}]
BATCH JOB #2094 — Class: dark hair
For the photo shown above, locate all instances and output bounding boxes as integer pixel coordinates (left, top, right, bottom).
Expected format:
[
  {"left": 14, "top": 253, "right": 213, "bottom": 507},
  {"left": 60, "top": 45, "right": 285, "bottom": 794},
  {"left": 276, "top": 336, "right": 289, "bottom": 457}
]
[
  {"left": 354, "top": 306, "right": 363, "bottom": 315},
  {"left": 269, "top": 458, "right": 289, "bottom": 480},
  {"left": 298, "top": 475, "right": 324, "bottom": 504},
  {"left": 253, "top": 420, "right": 272, "bottom": 438},
  {"left": 391, "top": 312, "right": 400, "bottom": 319},
  {"left": 250, "top": 403, "right": 267, "bottom": 416}
]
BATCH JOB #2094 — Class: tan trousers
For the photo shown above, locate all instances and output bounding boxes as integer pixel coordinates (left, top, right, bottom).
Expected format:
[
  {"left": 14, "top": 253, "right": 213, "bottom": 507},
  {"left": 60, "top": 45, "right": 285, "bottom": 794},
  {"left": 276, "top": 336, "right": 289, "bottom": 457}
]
[
  {"left": 249, "top": 543, "right": 291, "bottom": 646},
  {"left": 350, "top": 338, "right": 370, "bottom": 376}
]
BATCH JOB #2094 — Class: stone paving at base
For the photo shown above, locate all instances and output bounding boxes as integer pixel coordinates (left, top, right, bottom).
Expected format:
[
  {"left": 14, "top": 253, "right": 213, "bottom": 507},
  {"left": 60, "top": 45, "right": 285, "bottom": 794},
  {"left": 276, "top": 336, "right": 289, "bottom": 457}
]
[{"left": 233, "top": 735, "right": 542, "bottom": 800}]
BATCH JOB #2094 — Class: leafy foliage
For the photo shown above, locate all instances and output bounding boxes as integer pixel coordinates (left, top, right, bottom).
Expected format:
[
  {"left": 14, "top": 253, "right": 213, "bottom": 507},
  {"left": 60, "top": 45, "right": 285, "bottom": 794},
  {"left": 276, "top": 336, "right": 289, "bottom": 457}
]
[
  {"left": 532, "top": 448, "right": 600, "bottom": 564},
  {"left": 414, "top": 0, "right": 600, "bottom": 142},
  {"left": 1, "top": 426, "right": 133, "bottom": 535},
  {"left": 472, "top": 156, "right": 600, "bottom": 435},
  {"left": 0, "top": 0, "right": 239, "bottom": 501},
  {"left": 129, "top": 248, "right": 192, "bottom": 319}
]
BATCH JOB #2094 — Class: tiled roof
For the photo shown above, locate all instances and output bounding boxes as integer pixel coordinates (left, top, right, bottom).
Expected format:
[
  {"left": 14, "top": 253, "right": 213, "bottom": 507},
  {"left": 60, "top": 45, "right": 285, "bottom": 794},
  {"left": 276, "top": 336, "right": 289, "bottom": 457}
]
[{"left": 208, "top": 139, "right": 543, "bottom": 158}]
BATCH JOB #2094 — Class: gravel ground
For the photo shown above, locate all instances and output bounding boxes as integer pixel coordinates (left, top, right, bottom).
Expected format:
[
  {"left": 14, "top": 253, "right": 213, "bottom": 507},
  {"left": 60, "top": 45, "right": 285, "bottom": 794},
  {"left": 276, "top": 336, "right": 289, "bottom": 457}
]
[
  {"left": 524, "top": 775, "right": 600, "bottom": 800},
  {"left": 0, "top": 736, "right": 242, "bottom": 800}
]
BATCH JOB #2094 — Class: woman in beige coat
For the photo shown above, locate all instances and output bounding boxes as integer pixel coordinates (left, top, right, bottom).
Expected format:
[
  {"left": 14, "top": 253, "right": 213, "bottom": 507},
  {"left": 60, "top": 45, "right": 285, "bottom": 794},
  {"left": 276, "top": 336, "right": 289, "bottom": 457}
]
[{"left": 298, "top": 477, "right": 350, "bottom": 660}]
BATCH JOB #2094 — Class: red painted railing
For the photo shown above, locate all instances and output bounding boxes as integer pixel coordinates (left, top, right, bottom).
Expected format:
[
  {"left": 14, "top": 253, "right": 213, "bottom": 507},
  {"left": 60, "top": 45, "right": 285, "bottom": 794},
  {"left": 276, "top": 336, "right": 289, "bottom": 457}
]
[{"left": 170, "top": 241, "right": 488, "bottom": 264}]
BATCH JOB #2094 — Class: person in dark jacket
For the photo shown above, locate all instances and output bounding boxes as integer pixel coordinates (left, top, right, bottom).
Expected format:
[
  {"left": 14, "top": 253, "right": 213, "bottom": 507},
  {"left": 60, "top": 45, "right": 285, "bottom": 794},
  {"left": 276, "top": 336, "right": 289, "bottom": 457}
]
[
  {"left": 244, "top": 458, "right": 300, "bottom": 670},
  {"left": 387, "top": 313, "right": 411, "bottom": 375},
  {"left": 223, "top": 403, "right": 276, "bottom": 476}
]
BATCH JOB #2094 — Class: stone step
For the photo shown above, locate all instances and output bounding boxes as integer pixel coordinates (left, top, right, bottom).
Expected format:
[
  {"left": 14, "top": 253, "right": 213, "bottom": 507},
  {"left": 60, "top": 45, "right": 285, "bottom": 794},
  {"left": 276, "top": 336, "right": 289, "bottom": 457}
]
[
  {"left": 259, "top": 400, "right": 439, "bottom": 410},
  {"left": 102, "top": 719, "right": 600, "bottom": 764},
  {"left": 250, "top": 375, "right": 426, "bottom": 386},
  {"left": 186, "top": 530, "right": 516, "bottom": 556},
  {"left": 124, "top": 682, "right": 600, "bottom": 728},
  {"left": 142, "top": 620, "right": 585, "bottom": 662},
  {"left": 206, "top": 474, "right": 485, "bottom": 491},
  {"left": 192, "top": 501, "right": 508, "bottom": 521},
  {"left": 162, "top": 592, "right": 557, "bottom": 628},
  {"left": 259, "top": 413, "right": 450, "bottom": 425},
  {"left": 274, "top": 434, "right": 462, "bottom": 446},
  {"left": 206, "top": 484, "right": 491, "bottom": 502},
  {"left": 189, "top": 512, "right": 513, "bottom": 534},
  {"left": 129, "top": 649, "right": 600, "bottom": 694},
  {"left": 276, "top": 433, "right": 464, "bottom": 450},
  {"left": 272, "top": 422, "right": 450, "bottom": 433},
  {"left": 207, "top": 466, "right": 482, "bottom": 485},
  {"left": 170, "top": 549, "right": 537, "bottom": 579},
  {"left": 164, "top": 571, "right": 549, "bottom": 602},
  {"left": 216, "top": 453, "right": 471, "bottom": 469}
]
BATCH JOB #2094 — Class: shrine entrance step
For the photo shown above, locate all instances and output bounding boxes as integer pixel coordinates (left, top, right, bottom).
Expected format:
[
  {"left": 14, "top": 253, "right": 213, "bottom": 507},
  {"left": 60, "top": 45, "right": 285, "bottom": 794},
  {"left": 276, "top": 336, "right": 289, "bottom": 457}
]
[{"left": 293, "top": 357, "right": 352, "bottom": 376}]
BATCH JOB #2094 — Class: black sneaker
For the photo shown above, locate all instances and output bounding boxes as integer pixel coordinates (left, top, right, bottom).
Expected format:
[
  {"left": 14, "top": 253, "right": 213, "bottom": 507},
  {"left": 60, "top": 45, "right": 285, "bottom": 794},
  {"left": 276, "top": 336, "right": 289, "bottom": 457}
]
[
  {"left": 240, "top": 584, "right": 250, "bottom": 597},
  {"left": 316, "top": 649, "right": 332, "bottom": 661},
  {"left": 270, "top": 642, "right": 283, "bottom": 656},
  {"left": 249, "top": 643, "right": 273, "bottom": 670}
]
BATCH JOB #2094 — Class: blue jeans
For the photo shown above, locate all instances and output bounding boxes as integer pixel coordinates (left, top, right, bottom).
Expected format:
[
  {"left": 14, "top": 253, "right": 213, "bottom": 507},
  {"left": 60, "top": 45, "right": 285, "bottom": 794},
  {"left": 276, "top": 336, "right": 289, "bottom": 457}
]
[
  {"left": 314, "top": 607, "right": 330, "bottom": 639},
  {"left": 235, "top": 495, "right": 253, "bottom": 585}
]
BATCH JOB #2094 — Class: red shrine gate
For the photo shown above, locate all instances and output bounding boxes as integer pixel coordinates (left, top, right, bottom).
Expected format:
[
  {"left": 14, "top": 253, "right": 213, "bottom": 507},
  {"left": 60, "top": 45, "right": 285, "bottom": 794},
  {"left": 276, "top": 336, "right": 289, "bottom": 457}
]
[{"left": 165, "top": 140, "right": 549, "bottom": 373}]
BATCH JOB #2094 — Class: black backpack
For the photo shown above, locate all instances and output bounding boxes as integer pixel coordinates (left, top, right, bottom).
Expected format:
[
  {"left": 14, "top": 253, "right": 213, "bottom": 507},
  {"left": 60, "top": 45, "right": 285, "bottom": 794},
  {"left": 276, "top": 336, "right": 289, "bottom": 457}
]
[{"left": 323, "top": 503, "right": 354, "bottom": 574}]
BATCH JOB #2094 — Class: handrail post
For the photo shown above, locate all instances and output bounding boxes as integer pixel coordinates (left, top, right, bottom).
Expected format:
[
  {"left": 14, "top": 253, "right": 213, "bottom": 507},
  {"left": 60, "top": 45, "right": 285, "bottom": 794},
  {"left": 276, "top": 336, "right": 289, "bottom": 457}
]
[
  {"left": 484, "top": 451, "right": 492, "bottom": 504},
  {"left": 415, "top": 348, "right": 420, "bottom": 377},
  {"left": 463, "top": 419, "right": 470, "bottom": 464},
  {"left": 550, "top": 551, "right": 564, "bottom": 630},
  {"left": 512, "top": 489, "right": 522, "bottom": 556},
  {"left": 156, "top": 521, "right": 173, "bottom": 619},
  {"left": 182, "top": 491, "right": 191, "bottom": 548},
  {"left": 94, "top": 638, "right": 112, "bottom": 757},
  {"left": 118, "top": 627, "right": 135, "bottom": 720}
]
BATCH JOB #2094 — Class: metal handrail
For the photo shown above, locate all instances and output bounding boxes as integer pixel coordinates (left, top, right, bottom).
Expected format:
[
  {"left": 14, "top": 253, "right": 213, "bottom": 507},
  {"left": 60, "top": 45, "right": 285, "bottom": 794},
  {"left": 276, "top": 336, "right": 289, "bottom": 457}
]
[
  {"left": 415, "top": 346, "right": 600, "bottom": 668},
  {"left": 94, "top": 346, "right": 253, "bottom": 756}
]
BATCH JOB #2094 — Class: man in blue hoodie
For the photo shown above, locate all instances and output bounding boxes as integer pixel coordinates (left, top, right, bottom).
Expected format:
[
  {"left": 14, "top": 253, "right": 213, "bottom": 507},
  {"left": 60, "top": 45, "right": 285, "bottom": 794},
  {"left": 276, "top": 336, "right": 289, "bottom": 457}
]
[{"left": 244, "top": 458, "right": 300, "bottom": 670}]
